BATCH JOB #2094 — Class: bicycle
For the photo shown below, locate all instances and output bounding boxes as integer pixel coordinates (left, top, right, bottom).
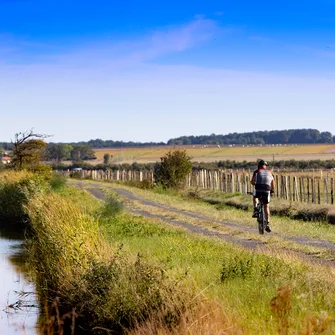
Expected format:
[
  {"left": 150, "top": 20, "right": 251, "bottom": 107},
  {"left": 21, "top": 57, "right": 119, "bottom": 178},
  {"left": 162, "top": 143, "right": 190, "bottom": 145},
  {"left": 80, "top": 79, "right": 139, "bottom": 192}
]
[{"left": 249, "top": 191, "right": 271, "bottom": 235}]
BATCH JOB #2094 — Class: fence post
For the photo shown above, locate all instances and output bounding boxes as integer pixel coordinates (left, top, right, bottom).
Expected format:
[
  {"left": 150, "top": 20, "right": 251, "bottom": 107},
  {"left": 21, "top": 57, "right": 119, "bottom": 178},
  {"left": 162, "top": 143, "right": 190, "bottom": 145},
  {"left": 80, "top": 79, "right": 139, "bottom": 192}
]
[
  {"left": 299, "top": 177, "right": 303, "bottom": 202},
  {"left": 288, "top": 176, "right": 292, "bottom": 201},
  {"left": 244, "top": 174, "right": 248, "bottom": 194},
  {"left": 284, "top": 176, "right": 288, "bottom": 200},
  {"left": 331, "top": 178, "right": 334, "bottom": 205},
  {"left": 317, "top": 179, "right": 321, "bottom": 204},
  {"left": 324, "top": 178, "right": 329, "bottom": 204},
  {"left": 280, "top": 175, "right": 283, "bottom": 199},
  {"left": 294, "top": 176, "right": 298, "bottom": 201},
  {"left": 302, "top": 177, "right": 306, "bottom": 202},
  {"left": 222, "top": 173, "right": 226, "bottom": 192},
  {"left": 312, "top": 178, "right": 315, "bottom": 203},
  {"left": 215, "top": 171, "right": 219, "bottom": 190},
  {"left": 307, "top": 178, "right": 310, "bottom": 203}
]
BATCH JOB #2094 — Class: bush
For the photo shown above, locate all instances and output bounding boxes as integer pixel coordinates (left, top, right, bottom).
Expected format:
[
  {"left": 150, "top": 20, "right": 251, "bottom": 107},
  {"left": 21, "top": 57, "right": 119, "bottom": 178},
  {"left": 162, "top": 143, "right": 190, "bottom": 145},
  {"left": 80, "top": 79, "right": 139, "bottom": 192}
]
[
  {"left": 0, "top": 171, "right": 48, "bottom": 224},
  {"left": 154, "top": 149, "right": 192, "bottom": 189}
]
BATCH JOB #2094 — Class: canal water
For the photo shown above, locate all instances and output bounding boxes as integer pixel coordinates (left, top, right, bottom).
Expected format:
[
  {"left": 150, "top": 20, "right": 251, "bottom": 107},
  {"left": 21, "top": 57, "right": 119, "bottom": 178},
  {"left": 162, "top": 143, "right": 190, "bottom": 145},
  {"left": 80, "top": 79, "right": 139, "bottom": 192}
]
[{"left": 0, "top": 228, "right": 39, "bottom": 335}]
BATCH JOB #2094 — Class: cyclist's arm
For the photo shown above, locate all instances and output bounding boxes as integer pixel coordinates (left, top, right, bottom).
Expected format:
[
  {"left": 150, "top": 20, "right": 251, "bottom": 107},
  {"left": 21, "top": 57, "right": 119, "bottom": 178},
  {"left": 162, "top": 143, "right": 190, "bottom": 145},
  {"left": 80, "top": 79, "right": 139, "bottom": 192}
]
[
  {"left": 270, "top": 177, "right": 275, "bottom": 192},
  {"left": 251, "top": 171, "right": 256, "bottom": 185}
]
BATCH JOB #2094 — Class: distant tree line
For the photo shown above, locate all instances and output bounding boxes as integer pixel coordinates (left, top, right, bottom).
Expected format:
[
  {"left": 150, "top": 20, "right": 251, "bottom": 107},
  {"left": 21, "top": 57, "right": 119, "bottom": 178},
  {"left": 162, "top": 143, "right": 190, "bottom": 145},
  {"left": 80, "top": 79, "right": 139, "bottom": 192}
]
[
  {"left": 1, "top": 129, "right": 334, "bottom": 149},
  {"left": 167, "top": 129, "right": 334, "bottom": 145},
  {"left": 72, "top": 139, "right": 166, "bottom": 148}
]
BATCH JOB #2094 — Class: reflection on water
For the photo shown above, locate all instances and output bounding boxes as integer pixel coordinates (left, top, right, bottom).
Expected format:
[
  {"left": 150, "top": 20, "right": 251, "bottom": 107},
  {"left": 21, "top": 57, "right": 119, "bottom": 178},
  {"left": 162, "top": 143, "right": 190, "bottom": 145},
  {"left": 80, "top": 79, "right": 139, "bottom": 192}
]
[{"left": 0, "top": 226, "right": 39, "bottom": 335}]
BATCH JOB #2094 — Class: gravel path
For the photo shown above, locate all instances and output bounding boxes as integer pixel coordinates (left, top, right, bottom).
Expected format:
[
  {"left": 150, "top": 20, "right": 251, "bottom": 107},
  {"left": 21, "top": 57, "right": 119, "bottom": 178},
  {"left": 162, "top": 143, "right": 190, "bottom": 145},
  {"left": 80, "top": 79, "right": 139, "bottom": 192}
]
[{"left": 74, "top": 181, "right": 335, "bottom": 267}]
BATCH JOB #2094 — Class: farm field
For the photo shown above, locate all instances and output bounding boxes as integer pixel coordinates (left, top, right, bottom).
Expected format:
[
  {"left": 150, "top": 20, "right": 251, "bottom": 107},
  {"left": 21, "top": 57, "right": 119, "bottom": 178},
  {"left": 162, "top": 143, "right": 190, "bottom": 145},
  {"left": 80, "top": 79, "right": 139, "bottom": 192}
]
[{"left": 93, "top": 143, "right": 335, "bottom": 164}]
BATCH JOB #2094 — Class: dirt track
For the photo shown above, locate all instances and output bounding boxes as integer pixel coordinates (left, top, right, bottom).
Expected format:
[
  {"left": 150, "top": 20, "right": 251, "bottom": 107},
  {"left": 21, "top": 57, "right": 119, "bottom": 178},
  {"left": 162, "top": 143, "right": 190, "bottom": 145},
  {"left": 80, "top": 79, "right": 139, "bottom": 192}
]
[{"left": 73, "top": 181, "right": 335, "bottom": 268}]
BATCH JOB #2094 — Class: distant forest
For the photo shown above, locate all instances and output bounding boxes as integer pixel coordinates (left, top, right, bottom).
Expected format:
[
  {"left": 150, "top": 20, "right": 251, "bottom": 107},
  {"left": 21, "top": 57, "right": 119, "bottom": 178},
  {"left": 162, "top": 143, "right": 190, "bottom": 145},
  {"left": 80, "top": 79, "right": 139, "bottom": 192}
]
[
  {"left": 69, "top": 129, "right": 335, "bottom": 147},
  {"left": 1, "top": 129, "right": 334, "bottom": 149},
  {"left": 167, "top": 129, "right": 334, "bottom": 146}
]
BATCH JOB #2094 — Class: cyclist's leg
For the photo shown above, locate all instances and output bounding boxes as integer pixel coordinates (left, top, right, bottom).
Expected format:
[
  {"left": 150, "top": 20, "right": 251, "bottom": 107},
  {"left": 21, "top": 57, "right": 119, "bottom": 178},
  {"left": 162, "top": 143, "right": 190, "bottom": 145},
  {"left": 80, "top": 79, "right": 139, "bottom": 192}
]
[
  {"left": 264, "top": 203, "right": 270, "bottom": 222},
  {"left": 252, "top": 190, "right": 259, "bottom": 217},
  {"left": 263, "top": 192, "right": 271, "bottom": 232},
  {"left": 253, "top": 189, "right": 258, "bottom": 207}
]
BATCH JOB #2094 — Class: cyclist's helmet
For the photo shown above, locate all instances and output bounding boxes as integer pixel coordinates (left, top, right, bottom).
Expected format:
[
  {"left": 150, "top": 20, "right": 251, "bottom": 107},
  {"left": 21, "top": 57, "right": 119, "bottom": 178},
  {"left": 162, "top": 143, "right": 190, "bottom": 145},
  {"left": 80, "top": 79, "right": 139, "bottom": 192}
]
[{"left": 258, "top": 160, "right": 269, "bottom": 168}]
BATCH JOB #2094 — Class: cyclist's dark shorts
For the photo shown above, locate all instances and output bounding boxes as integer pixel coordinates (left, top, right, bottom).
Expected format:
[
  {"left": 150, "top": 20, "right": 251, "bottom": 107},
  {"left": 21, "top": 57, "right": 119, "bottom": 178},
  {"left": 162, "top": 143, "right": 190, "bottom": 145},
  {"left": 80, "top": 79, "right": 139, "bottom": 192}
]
[{"left": 254, "top": 190, "right": 271, "bottom": 204}]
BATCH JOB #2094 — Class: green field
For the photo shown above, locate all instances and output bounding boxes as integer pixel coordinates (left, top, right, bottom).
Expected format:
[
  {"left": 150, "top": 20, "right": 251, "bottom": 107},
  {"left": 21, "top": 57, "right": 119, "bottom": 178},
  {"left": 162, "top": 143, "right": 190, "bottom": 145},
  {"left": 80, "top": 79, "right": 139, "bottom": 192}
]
[{"left": 93, "top": 144, "right": 335, "bottom": 164}]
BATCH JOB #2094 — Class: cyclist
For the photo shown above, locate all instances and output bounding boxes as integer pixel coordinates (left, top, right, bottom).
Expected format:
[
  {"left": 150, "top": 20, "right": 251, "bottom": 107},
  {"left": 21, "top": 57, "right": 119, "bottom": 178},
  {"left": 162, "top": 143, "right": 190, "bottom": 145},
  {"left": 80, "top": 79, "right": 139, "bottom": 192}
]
[{"left": 251, "top": 160, "right": 275, "bottom": 232}]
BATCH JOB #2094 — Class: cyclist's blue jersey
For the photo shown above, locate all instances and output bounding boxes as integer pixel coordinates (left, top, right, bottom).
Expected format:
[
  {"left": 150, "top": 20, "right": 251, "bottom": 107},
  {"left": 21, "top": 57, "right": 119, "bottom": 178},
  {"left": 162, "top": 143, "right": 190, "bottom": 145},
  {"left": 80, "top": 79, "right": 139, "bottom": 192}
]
[{"left": 255, "top": 168, "right": 273, "bottom": 191}]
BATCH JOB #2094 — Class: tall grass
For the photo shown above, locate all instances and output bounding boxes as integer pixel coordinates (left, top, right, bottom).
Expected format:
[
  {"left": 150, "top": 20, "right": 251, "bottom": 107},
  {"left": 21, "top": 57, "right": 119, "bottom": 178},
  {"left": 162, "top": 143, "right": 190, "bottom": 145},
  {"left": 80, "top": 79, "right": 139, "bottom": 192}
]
[{"left": 25, "top": 193, "right": 195, "bottom": 334}]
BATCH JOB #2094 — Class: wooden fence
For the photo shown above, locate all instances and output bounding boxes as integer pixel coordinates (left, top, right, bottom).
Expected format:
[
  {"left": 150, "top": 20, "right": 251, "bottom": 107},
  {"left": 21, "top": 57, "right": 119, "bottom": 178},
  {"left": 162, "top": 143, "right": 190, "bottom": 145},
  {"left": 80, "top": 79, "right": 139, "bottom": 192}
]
[{"left": 65, "top": 169, "right": 335, "bottom": 205}]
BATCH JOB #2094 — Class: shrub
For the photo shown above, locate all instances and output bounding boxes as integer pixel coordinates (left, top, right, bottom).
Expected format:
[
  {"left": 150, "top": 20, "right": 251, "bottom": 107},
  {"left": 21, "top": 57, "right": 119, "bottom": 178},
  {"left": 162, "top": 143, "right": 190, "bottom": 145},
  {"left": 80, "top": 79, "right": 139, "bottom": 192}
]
[
  {"left": 0, "top": 171, "right": 47, "bottom": 224},
  {"left": 154, "top": 149, "right": 192, "bottom": 189}
]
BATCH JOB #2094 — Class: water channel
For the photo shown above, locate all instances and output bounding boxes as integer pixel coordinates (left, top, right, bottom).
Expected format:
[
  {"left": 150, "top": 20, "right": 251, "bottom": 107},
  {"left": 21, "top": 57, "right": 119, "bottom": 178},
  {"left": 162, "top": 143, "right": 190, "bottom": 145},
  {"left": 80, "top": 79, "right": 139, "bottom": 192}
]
[{"left": 0, "top": 227, "right": 39, "bottom": 335}]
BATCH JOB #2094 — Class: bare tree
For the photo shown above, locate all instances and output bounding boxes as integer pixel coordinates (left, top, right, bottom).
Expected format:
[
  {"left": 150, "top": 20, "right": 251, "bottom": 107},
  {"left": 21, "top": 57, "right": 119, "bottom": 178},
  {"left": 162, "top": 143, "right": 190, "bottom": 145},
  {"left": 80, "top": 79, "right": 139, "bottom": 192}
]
[{"left": 11, "top": 129, "right": 50, "bottom": 170}]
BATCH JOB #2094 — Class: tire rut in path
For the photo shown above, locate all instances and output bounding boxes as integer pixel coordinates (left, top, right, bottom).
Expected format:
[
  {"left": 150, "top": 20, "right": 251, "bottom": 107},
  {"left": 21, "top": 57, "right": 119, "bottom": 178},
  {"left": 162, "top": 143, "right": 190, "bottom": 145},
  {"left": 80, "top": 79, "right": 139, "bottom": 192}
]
[{"left": 74, "top": 181, "right": 335, "bottom": 268}]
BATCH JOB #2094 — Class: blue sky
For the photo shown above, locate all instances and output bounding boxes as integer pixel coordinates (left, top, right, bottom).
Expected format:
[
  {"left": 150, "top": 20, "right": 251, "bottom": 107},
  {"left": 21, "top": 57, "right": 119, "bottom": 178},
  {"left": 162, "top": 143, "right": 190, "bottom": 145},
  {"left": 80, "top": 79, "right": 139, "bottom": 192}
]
[{"left": 1, "top": 0, "right": 335, "bottom": 143}]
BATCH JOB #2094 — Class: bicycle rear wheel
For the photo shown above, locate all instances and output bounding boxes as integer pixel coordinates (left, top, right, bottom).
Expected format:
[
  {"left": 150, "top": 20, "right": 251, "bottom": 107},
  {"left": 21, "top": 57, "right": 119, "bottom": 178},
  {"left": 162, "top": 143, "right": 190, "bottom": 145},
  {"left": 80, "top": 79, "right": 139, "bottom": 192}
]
[{"left": 258, "top": 205, "right": 265, "bottom": 235}]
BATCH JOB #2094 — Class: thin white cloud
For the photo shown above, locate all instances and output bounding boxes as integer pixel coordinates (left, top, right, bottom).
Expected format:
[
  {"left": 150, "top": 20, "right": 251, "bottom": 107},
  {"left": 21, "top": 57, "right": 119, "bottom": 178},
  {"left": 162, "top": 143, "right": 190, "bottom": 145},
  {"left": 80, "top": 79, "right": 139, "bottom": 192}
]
[{"left": 0, "top": 18, "right": 222, "bottom": 68}]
